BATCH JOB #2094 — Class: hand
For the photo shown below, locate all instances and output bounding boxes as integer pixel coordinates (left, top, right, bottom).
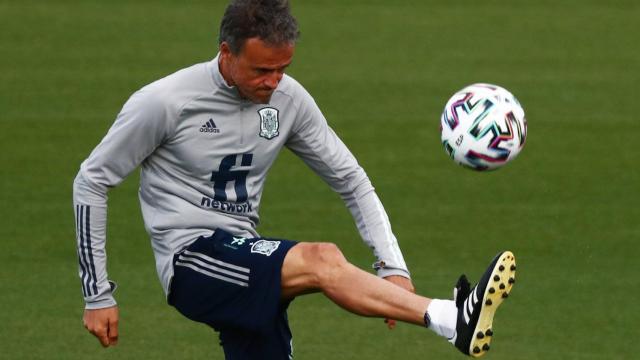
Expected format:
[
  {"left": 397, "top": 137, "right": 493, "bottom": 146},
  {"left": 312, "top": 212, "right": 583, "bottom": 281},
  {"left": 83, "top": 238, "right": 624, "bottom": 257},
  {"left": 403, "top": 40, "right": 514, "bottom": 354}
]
[
  {"left": 83, "top": 306, "right": 119, "bottom": 347},
  {"left": 382, "top": 275, "right": 416, "bottom": 330}
]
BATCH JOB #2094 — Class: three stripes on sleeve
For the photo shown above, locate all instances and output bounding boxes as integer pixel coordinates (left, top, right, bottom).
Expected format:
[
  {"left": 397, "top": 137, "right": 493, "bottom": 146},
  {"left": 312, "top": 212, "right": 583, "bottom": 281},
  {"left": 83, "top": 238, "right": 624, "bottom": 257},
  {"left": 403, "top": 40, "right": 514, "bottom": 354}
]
[
  {"left": 75, "top": 204, "right": 98, "bottom": 297},
  {"left": 74, "top": 203, "right": 252, "bottom": 299}
]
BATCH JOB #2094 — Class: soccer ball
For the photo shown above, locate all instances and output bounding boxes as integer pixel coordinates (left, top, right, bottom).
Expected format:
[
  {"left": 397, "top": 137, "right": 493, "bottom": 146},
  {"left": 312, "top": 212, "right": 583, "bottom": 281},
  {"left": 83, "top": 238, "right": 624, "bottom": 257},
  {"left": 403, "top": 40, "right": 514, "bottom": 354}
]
[{"left": 440, "top": 83, "right": 527, "bottom": 171}]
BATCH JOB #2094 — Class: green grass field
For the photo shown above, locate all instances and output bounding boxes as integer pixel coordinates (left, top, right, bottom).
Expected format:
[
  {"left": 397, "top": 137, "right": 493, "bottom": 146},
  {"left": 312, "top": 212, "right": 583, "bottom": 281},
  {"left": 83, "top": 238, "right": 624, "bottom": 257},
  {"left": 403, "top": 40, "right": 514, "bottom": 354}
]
[{"left": 1, "top": 0, "right": 639, "bottom": 358}]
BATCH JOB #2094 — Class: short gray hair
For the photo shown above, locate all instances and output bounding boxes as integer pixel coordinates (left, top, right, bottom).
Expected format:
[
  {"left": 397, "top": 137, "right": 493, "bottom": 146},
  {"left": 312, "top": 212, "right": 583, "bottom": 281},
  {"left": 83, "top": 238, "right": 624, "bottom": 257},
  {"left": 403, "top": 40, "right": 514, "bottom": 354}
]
[{"left": 219, "top": 0, "right": 300, "bottom": 54}]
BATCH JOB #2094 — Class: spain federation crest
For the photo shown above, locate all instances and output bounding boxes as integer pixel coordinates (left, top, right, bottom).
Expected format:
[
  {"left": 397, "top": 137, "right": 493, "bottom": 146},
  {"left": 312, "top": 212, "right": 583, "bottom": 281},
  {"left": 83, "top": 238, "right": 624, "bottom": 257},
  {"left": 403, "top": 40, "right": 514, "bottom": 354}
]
[
  {"left": 250, "top": 240, "right": 281, "bottom": 256},
  {"left": 258, "top": 107, "right": 279, "bottom": 139}
]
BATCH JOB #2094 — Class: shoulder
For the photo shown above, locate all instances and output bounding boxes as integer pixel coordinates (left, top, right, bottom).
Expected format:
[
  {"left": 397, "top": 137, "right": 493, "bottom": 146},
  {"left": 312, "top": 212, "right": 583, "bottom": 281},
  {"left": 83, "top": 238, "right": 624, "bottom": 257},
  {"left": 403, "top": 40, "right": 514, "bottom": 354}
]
[
  {"left": 127, "top": 62, "right": 214, "bottom": 115},
  {"left": 272, "top": 75, "right": 328, "bottom": 136}
]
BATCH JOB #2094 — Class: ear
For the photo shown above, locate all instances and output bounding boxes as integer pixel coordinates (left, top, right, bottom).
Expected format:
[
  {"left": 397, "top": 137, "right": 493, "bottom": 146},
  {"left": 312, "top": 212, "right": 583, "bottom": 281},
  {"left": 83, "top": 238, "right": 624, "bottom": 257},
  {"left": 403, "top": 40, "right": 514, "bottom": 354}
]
[{"left": 219, "top": 42, "right": 232, "bottom": 59}]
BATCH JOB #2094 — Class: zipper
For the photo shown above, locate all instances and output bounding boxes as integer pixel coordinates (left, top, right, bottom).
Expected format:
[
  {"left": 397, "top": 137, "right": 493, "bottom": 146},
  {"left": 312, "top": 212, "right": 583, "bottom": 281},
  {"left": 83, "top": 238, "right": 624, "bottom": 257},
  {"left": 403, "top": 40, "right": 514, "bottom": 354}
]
[{"left": 240, "top": 102, "right": 246, "bottom": 145}]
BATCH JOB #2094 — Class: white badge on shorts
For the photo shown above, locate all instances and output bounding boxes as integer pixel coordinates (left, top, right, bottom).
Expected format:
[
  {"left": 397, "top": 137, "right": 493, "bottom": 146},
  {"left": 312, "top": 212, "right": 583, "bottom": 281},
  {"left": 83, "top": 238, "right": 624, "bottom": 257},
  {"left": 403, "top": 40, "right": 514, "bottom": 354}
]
[{"left": 250, "top": 240, "right": 281, "bottom": 256}]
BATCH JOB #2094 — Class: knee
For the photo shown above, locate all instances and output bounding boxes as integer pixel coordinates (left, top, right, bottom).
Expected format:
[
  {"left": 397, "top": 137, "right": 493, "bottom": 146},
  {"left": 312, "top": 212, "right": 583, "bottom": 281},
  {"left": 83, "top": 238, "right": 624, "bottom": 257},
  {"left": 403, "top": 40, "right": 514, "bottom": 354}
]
[
  {"left": 314, "top": 242, "right": 347, "bottom": 267},
  {"left": 304, "top": 242, "right": 348, "bottom": 287}
]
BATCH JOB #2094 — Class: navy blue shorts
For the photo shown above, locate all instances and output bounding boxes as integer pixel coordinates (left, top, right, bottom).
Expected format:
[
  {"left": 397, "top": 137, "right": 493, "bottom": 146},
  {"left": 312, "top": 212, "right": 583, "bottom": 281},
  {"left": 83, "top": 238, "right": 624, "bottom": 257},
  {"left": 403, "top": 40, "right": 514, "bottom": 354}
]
[{"left": 168, "top": 229, "right": 298, "bottom": 360}]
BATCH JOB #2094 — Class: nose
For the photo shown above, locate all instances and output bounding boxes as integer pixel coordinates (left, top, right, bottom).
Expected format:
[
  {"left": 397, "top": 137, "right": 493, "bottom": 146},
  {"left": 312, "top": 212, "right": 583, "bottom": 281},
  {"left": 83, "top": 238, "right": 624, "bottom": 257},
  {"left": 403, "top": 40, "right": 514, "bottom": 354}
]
[{"left": 264, "top": 71, "right": 283, "bottom": 89}]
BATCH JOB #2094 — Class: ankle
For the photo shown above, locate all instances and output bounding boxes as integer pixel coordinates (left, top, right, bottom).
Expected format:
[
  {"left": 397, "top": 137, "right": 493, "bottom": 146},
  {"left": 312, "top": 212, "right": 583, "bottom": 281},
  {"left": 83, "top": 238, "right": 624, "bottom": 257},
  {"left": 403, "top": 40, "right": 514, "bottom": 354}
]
[{"left": 425, "top": 299, "right": 457, "bottom": 339}]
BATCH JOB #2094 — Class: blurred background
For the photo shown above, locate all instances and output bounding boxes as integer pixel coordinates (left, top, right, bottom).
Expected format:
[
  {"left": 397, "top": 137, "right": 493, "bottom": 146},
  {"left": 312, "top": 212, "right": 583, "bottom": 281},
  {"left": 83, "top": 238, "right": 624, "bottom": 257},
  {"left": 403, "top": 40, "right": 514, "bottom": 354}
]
[{"left": 1, "top": 0, "right": 638, "bottom": 358}]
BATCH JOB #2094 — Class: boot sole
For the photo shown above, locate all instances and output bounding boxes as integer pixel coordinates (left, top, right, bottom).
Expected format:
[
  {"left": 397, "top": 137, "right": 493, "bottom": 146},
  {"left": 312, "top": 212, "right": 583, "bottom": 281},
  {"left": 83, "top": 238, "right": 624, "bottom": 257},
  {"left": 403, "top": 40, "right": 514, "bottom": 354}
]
[{"left": 469, "top": 251, "right": 516, "bottom": 357}]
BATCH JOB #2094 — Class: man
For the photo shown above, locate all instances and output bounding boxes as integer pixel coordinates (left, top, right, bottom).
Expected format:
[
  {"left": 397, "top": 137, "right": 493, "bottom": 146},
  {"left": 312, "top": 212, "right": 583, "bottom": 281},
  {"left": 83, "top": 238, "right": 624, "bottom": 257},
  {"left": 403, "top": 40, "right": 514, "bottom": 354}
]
[{"left": 74, "top": 0, "right": 516, "bottom": 358}]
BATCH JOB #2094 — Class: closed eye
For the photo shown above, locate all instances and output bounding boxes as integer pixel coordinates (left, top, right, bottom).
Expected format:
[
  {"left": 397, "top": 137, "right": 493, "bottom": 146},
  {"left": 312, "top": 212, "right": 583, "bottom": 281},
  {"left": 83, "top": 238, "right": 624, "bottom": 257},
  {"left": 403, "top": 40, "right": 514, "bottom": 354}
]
[{"left": 254, "top": 62, "right": 292, "bottom": 75}]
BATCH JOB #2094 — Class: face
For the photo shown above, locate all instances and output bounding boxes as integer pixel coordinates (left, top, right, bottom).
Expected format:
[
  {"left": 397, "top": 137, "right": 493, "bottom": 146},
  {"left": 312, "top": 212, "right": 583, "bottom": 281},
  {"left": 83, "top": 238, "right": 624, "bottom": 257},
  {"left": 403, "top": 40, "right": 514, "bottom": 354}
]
[{"left": 219, "top": 37, "right": 295, "bottom": 104}]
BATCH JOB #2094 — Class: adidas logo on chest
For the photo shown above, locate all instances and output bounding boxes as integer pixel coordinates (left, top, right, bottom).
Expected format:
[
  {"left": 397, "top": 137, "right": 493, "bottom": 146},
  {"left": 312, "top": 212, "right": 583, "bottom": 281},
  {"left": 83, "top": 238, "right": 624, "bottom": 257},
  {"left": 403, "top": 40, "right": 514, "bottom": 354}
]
[{"left": 200, "top": 119, "right": 220, "bottom": 134}]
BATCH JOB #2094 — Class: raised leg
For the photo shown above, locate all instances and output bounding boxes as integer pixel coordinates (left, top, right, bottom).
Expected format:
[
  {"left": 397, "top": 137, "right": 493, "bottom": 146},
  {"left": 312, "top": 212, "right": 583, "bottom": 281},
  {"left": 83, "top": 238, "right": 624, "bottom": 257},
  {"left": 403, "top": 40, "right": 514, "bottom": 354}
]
[{"left": 280, "top": 242, "right": 430, "bottom": 326}]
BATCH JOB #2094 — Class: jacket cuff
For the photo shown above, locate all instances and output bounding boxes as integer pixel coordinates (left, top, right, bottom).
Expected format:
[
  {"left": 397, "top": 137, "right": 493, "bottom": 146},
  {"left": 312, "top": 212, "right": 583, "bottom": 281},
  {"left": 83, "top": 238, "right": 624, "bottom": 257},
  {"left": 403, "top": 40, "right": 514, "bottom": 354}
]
[
  {"left": 84, "top": 281, "right": 117, "bottom": 309},
  {"left": 377, "top": 267, "right": 411, "bottom": 279},
  {"left": 84, "top": 296, "right": 117, "bottom": 310},
  {"left": 373, "top": 261, "right": 410, "bottom": 278}
]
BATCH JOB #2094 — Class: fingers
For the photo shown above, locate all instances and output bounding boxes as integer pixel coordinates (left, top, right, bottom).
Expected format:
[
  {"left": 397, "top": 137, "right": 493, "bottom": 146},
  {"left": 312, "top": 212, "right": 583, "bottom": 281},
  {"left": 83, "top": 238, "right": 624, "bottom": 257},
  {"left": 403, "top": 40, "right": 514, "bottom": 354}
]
[
  {"left": 385, "top": 318, "right": 397, "bottom": 330},
  {"left": 108, "top": 317, "right": 119, "bottom": 346},
  {"left": 83, "top": 306, "right": 119, "bottom": 347},
  {"left": 83, "top": 321, "right": 110, "bottom": 347},
  {"left": 98, "top": 328, "right": 111, "bottom": 348}
]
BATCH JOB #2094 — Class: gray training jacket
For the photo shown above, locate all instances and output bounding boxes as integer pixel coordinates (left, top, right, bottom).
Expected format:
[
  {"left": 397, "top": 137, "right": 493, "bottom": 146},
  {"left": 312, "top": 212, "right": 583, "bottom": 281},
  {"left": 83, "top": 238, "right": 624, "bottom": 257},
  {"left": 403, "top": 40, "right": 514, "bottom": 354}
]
[{"left": 73, "top": 54, "right": 409, "bottom": 309}]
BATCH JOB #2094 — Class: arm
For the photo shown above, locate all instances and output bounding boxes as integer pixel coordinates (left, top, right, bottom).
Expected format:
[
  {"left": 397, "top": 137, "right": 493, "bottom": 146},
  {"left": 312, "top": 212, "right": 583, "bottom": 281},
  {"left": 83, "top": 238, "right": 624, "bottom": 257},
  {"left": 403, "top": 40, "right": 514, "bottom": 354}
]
[
  {"left": 285, "top": 90, "right": 410, "bottom": 280},
  {"left": 73, "top": 86, "right": 173, "bottom": 345}
]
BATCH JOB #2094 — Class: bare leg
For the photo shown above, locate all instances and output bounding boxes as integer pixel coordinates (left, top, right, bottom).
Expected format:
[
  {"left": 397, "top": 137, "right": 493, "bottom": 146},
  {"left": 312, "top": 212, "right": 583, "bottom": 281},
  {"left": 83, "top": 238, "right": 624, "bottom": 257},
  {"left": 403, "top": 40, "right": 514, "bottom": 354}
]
[{"left": 281, "top": 242, "right": 431, "bottom": 326}]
